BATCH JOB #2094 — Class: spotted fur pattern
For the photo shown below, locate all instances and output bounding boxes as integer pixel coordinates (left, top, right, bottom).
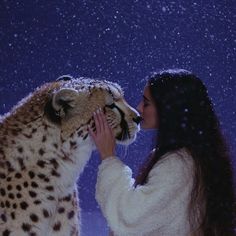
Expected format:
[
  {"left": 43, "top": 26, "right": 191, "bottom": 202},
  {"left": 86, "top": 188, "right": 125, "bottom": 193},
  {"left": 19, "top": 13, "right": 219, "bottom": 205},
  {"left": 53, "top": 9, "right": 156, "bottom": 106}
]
[{"left": 0, "top": 76, "right": 140, "bottom": 236}]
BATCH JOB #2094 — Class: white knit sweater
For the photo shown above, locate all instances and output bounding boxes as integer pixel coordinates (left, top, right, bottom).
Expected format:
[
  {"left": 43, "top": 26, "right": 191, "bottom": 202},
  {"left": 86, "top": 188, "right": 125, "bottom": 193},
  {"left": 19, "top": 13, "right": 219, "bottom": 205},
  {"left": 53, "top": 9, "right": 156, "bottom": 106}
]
[{"left": 95, "top": 148, "right": 200, "bottom": 236}]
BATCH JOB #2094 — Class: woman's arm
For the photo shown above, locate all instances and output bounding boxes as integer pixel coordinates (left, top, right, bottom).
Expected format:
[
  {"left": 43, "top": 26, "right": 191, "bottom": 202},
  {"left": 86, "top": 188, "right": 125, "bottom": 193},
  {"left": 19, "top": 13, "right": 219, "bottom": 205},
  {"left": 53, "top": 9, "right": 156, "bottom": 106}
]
[{"left": 95, "top": 153, "right": 193, "bottom": 235}]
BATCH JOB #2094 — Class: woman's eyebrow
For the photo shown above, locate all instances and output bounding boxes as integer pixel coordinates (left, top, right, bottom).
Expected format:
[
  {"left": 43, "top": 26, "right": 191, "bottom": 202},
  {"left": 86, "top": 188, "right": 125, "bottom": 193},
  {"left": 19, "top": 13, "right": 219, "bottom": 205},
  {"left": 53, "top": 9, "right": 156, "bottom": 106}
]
[{"left": 143, "top": 95, "right": 150, "bottom": 101}]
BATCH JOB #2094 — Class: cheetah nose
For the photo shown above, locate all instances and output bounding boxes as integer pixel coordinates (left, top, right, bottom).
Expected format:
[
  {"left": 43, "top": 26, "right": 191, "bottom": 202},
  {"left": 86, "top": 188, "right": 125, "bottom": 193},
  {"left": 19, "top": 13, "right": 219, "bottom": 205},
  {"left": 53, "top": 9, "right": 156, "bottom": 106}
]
[{"left": 133, "top": 116, "right": 142, "bottom": 125}]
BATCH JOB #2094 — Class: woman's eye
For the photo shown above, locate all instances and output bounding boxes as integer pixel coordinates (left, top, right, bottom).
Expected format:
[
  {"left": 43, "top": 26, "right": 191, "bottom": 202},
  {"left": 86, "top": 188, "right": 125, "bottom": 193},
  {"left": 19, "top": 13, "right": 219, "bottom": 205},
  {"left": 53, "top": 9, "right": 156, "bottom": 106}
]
[{"left": 143, "top": 102, "right": 149, "bottom": 107}]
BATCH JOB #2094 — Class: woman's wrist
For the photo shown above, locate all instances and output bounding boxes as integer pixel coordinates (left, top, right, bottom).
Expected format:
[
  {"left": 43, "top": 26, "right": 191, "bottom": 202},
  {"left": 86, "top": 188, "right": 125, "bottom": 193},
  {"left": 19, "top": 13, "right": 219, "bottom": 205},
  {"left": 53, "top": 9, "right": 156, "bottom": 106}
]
[{"left": 101, "top": 151, "right": 116, "bottom": 160}]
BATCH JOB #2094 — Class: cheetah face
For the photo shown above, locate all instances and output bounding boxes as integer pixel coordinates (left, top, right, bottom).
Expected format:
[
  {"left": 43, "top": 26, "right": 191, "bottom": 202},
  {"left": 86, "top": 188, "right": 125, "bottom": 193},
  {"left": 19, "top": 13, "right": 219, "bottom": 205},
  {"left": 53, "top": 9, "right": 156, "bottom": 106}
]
[
  {"left": 45, "top": 76, "right": 142, "bottom": 145},
  {"left": 103, "top": 98, "right": 141, "bottom": 145}
]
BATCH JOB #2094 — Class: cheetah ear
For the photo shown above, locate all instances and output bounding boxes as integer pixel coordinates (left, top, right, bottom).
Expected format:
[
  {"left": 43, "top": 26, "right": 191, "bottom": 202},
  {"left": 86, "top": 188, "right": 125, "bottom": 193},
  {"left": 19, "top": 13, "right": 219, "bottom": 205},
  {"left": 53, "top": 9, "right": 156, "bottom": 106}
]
[
  {"left": 44, "top": 88, "right": 79, "bottom": 124},
  {"left": 51, "top": 88, "right": 78, "bottom": 118}
]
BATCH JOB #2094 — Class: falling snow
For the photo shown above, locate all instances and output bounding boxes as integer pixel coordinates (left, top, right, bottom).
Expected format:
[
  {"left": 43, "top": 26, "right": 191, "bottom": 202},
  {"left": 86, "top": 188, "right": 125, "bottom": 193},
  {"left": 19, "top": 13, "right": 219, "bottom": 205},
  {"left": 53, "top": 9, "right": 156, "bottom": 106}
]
[{"left": 0, "top": 0, "right": 235, "bottom": 235}]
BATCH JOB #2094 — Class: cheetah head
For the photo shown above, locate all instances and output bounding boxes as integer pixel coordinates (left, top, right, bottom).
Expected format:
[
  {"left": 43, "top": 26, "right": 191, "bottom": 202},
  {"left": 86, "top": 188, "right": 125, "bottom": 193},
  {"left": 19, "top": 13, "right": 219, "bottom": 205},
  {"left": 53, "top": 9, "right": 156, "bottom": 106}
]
[{"left": 44, "top": 75, "right": 141, "bottom": 146}]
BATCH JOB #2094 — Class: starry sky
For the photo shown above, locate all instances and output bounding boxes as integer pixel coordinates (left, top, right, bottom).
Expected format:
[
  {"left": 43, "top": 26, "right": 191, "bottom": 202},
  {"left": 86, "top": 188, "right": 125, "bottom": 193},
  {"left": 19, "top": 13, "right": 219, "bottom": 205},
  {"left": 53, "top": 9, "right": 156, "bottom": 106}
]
[{"left": 0, "top": 0, "right": 235, "bottom": 235}]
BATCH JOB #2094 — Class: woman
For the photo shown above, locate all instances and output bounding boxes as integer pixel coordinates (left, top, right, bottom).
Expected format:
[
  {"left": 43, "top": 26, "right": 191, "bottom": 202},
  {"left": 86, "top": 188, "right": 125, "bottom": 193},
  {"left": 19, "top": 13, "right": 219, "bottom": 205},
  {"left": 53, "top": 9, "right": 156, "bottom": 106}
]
[{"left": 88, "top": 69, "right": 236, "bottom": 236}]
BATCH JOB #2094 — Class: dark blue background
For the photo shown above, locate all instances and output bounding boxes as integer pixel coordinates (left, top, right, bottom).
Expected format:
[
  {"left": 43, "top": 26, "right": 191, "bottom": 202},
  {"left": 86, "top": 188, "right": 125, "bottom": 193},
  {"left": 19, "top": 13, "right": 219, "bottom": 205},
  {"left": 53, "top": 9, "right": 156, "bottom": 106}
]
[{"left": 0, "top": 1, "right": 235, "bottom": 235}]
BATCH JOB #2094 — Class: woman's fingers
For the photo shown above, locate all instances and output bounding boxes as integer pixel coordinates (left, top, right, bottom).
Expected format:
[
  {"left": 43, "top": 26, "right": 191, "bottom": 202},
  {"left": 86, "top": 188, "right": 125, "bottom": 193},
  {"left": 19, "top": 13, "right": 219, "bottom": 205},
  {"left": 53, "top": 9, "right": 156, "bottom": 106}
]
[
  {"left": 108, "top": 122, "right": 115, "bottom": 138},
  {"left": 100, "top": 111, "right": 114, "bottom": 138},
  {"left": 97, "top": 108, "right": 105, "bottom": 132},
  {"left": 93, "top": 110, "right": 101, "bottom": 134},
  {"left": 100, "top": 109, "right": 110, "bottom": 132},
  {"left": 91, "top": 107, "right": 114, "bottom": 139},
  {"left": 88, "top": 125, "right": 96, "bottom": 140}
]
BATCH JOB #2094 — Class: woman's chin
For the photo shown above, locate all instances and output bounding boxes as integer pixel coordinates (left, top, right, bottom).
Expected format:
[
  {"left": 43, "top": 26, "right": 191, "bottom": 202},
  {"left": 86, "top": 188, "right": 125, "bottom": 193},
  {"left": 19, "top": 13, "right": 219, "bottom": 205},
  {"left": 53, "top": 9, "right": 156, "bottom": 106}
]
[
  {"left": 140, "top": 123, "right": 152, "bottom": 130},
  {"left": 140, "top": 122, "right": 147, "bottom": 129}
]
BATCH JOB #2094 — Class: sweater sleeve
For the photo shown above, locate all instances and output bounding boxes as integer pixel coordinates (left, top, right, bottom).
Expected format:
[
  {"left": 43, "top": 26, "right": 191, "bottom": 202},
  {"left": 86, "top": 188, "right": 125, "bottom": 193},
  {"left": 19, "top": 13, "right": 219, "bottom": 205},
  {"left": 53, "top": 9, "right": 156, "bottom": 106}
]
[{"left": 95, "top": 153, "right": 193, "bottom": 235}]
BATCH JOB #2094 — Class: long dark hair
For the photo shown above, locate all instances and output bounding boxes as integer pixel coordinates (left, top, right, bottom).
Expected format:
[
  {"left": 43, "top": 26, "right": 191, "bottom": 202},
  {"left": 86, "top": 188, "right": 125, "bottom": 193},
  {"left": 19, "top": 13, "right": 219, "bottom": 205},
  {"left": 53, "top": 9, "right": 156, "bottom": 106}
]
[{"left": 134, "top": 69, "right": 236, "bottom": 235}]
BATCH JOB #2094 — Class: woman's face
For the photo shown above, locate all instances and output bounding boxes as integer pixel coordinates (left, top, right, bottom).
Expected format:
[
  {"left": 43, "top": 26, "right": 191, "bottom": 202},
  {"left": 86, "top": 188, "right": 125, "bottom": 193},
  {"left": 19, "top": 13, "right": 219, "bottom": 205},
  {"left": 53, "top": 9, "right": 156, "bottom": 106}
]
[{"left": 136, "top": 84, "right": 159, "bottom": 130}]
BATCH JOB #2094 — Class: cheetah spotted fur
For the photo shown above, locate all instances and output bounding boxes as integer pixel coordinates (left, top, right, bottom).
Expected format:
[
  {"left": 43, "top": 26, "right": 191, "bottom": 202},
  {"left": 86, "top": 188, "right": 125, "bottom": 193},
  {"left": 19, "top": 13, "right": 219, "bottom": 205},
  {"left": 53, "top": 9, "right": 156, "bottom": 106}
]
[{"left": 0, "top": 76, "right": 141, "bottom": 236}]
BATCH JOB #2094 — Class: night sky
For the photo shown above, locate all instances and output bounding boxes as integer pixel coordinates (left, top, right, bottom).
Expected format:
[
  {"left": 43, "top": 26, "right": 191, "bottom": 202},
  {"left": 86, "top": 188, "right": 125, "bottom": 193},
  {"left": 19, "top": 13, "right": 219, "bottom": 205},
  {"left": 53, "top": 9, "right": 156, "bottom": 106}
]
[{"left": 0, "top": 1, "right": 235, "bottom": 235}]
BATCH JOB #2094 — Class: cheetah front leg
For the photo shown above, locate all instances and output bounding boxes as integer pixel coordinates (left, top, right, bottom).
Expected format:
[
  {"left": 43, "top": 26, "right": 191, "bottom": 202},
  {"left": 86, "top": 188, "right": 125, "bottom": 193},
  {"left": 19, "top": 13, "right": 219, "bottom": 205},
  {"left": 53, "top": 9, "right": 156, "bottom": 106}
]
[{"left": 48, "top": 191, "right": 80, "bottom": 236}]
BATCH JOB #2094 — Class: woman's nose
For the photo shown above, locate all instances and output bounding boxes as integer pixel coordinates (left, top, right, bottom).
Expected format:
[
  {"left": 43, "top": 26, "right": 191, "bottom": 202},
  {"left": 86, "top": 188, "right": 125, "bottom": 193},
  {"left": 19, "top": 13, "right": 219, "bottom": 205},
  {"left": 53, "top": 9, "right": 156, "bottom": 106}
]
[{"left": 136, "top": 102, "right": 142, "bottom": 113}]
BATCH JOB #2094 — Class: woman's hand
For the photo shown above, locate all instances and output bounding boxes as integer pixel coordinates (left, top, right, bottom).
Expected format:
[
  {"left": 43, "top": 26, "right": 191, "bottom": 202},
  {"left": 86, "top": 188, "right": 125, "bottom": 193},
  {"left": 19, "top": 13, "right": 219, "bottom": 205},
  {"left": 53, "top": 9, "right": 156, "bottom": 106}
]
[{"left": 88, "top": 108, "right": 116, "bottom": 160}]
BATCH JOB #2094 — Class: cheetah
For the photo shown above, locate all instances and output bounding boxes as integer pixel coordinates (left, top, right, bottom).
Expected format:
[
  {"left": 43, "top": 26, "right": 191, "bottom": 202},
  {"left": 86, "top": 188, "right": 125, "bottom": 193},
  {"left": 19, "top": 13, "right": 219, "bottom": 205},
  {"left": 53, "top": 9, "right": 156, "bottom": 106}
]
[{"left": 0, "top": 76, "right": 141, "bottom": 236}]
